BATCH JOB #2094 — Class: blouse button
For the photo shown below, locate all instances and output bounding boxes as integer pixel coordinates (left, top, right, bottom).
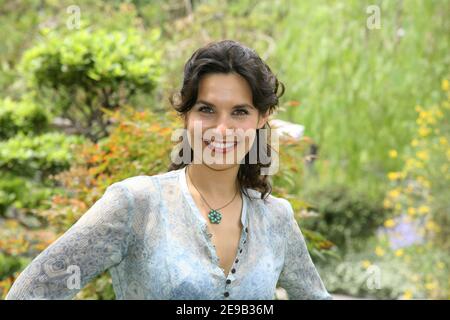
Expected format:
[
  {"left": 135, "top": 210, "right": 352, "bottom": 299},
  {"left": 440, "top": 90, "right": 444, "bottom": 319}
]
[
  {"left": 239, "top": 249, "right": 242, "bottom": 253},
  {"left": 245, "top": 227, "right": 248, "bottom": 233},
  {"left": 224, "top": 292, "right": 230, "bottom": 297},
  {"left": 226, "top": 279, "right": 231, "bottom": 284},
  {"left": 235, "top": 259, "right": 239, "bottom": 263},
  {"left": 231, "top": 268, "right": 236, "bottom": 273}
]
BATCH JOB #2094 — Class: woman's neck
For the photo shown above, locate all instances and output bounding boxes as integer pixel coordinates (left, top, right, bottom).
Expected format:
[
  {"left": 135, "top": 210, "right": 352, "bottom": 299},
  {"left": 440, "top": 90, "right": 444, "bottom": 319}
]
[{"left": 186, "top": 163, "right": 241, "bottom": 200}]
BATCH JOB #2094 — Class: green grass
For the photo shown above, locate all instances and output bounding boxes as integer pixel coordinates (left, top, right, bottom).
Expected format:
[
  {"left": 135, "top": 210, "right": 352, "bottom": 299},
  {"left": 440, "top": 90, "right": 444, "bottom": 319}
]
[{"left": 271, "top": 0, "right": 449, "bottom": 197}]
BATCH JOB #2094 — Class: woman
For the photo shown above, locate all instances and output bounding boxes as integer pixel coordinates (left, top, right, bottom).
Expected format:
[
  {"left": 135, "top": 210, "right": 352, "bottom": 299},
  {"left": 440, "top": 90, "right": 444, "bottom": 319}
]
[{"left": 6, "top": 40, "right": 331, "bottom": 300}]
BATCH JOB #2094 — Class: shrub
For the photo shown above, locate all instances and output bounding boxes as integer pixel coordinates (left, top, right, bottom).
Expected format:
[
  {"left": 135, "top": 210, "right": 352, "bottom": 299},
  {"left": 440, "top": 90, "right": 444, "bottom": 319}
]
[
  {"left": 20, "top": 28, "right": 163, "bottom": 141},
  {"left": 0, "top": 218, "right": 57, "bottom": 299},
  {"left": 300, "top": 184, "right": 391, "bottom": 252},
  {"left": 0, "top": 132, "right": 83, "bottom": 178},
  {"left": 0, "top": 98, "right": 50, "bottom": 140}
]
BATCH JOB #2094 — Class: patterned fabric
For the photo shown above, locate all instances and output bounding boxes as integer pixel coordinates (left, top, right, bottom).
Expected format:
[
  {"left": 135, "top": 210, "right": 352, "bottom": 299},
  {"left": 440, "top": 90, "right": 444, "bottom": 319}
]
[{"left": 5, "top": 167, "right": 332, "bottom": 300}]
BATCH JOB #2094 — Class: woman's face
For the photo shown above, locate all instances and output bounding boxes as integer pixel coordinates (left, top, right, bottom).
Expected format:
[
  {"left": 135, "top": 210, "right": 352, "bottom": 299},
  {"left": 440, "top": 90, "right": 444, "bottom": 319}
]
[{"left": 185, "top": 72, "right": 269, "bottom": 170}]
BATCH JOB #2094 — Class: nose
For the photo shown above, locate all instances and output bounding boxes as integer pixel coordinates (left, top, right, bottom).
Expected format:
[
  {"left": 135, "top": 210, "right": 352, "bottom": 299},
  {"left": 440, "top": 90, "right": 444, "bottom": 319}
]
[{"left": 212, "top": 115, "right": 234, "bottom": 140}]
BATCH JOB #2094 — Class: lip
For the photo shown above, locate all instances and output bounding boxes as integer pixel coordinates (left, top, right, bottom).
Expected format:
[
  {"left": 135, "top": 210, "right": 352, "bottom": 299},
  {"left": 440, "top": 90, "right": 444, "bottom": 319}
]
[{"left": 203, "top": 140, "right": 238, "bottom": 153}]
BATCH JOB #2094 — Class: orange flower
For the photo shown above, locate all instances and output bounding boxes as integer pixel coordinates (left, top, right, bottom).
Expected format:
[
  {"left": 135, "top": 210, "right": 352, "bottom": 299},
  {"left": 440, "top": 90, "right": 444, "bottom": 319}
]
[
  {"left": 159, "top": 127, "right": 172, "bottom": 135},
  {"left": 288, "top": 100, "right": 301, "bottom": 107}
]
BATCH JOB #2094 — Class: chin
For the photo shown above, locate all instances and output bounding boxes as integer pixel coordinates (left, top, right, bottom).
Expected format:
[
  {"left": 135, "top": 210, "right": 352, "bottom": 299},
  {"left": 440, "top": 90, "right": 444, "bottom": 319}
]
[{"left": 204, "top": 162, "right": 240, "bottom": 170}]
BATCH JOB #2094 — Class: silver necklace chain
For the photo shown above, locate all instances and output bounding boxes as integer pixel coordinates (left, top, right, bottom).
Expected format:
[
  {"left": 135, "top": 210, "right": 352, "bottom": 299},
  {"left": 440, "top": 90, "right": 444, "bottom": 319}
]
[{"left": 186, "top": 165, "right": 239, "bottom": 212}]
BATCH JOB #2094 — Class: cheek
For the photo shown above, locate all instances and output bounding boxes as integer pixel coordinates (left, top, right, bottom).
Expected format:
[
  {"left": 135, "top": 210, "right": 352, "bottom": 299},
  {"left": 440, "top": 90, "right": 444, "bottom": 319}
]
[
  {"left": 186, "top": 118, "right": 205, "bottom": 136},
  {"left": 186, "top": 122, "right": 209, "bottom": 152},
  {"left": 237, "top": 121, "right": 258, "bottom": 138}
]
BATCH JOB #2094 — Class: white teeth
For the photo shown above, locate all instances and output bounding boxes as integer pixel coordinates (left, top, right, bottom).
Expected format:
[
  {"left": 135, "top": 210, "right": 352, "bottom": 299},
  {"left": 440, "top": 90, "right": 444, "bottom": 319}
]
[
  {"left": 205, "top": 140, "right": 236, "bottom": 149},
  {"left": 210, "top": 142, "right": 234, "bottom": 149}
]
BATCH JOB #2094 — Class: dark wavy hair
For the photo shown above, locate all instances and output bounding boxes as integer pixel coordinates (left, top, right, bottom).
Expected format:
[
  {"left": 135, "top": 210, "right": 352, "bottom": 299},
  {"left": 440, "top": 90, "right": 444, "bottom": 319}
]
[{"left": 168, "top": 39, "right": 285, "bottom": 200}]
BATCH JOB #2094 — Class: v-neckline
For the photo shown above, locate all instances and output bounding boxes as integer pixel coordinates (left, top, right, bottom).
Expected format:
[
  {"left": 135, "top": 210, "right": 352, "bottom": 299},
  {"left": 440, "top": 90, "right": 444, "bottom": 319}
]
[{"left": 178, "top": 166, "right": 248, "bottom": 279}]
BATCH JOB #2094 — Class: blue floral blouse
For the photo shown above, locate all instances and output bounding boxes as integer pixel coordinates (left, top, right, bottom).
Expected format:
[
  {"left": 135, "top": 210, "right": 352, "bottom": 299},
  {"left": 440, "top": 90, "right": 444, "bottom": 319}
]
[{"left": 5, "top": 166, "right": 332, "bottom": 300}]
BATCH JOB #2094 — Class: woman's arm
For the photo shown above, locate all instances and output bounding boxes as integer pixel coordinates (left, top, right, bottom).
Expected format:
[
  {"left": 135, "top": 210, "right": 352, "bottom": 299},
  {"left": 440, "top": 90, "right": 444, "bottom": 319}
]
[
  {"left": 5, "top": 182, "right": 135, "bottom": 300},
  {"left": 277, "top": 199, "right": 332, "bottom": 300}
]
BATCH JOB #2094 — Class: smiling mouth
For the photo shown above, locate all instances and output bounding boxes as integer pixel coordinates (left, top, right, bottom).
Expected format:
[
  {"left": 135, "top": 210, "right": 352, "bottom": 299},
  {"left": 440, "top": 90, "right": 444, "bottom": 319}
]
[{"left": 203, "top": 139, "right": 238, "bottom": 153}]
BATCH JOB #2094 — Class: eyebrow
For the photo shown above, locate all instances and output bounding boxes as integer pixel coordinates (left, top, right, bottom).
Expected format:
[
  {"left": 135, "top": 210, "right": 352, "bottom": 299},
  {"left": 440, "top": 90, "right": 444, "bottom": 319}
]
[{"left": 195, "top": 100, "right": 254, "bottom": 109}]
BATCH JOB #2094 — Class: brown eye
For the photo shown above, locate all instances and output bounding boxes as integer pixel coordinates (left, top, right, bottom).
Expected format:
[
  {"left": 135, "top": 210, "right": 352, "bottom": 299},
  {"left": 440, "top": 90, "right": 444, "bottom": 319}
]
[
  {"left": 199, "top": 106, "right": 213, "bottom": 114},
  {"left": 234, "top": 109, "right": 249, "bottom": 116}
]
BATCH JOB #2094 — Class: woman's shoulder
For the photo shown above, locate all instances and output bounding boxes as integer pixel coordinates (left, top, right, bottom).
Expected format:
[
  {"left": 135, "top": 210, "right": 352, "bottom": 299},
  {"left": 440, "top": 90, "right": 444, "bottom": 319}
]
[
  {"left": 245, "top": 188, "right": 293, "bottom": 220},
  {"left": 108, "top": 168, "right": 182, "bottom": 200}
]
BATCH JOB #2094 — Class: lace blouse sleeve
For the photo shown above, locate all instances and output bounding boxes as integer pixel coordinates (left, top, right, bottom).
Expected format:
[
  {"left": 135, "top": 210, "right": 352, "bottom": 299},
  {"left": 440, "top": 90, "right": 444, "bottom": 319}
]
[
  {"left": 5, "top": 182, "right": 135, "bottom": 300},
  {"left": 277, "top": 199, "right": 332, "bottom": 300}
]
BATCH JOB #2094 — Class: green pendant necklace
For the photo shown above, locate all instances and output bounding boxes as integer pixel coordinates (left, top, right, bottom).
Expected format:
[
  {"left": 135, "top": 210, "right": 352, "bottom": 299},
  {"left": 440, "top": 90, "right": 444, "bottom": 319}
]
[{"left": 187, "top": 165, "right": 239, "bottom": 224}]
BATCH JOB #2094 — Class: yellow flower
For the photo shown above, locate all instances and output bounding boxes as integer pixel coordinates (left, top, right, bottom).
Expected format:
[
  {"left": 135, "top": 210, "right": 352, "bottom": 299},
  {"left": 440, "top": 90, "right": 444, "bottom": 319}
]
[
  {"left": 388, "top": 172, "right": 400, "bottom": 181},
  {"left": 418, "top": 127, "right": 430, "bottom": 137},
  {"left": 437, "top": 262, "right": 445, "bottom": 270},
  {"left": 415, "top": 105, "right": 423, "bottom": 113},
  {"left": 419, "top": 111, "right": 429, "bottom": 120},
  {"left": 395, "top": 249, "right": 404, "bottom": 257},
  {"left": 405, "top": 159, "right": 415, "bottom": 171},
  {"left": 416, "top": 176, "right": 431, "bottom": 188},
  {"left": 418, "top": 205, "right": 430, "bottom": 215},
  {"left": 375, "top": 246, "right": 385, "bottom": 257},
  {"left": 425, "top": 220, "right": 440, "bottom": 232},
  {"left": 440, "top": 137, "right": 448, "bottom": 146},
  {"left": 407, "top": 207, "right": 416, "bottom": 216},
  {"left": 361, "top": 260, "right": 371, "bottom": 269},
  {"left": 411, "top": 139, "right": 419, "bottom": 147},
  {"left": 383, "top": 199, "right": 393, "bottom": 209},
  {"left": 384, "top": 219, "right": 396, "bottom": 228},
  {"left": 388, "top": 189, "right": 401, "bottom": 199},
  {"left": 442, "top": 79, "right": 449, "bottom": 91},
  {"left": 425, "top": 281, "right": 438, "bottom": 291},
  {"left": 402, "top": 290, "right": 413, "bottom": 300},
  {"left": 389, "top": 149, "right": 398, "bottom": 158},
  {"left": 416, "top": 150, "right": 429, "bottom": 161}
]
